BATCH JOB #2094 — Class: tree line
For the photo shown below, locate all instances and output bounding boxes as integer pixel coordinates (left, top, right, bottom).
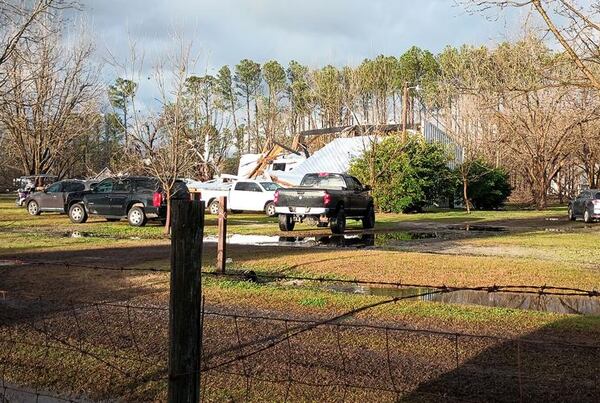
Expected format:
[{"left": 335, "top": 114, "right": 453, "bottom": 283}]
[{"left": 1, "top": 0, "right": 599, "bottom": 210}]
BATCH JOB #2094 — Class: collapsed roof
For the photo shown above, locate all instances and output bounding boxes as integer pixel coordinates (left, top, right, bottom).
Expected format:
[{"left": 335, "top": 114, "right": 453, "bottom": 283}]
[{"left": 272, "top": 136, "right": 377, "bottom": 185}]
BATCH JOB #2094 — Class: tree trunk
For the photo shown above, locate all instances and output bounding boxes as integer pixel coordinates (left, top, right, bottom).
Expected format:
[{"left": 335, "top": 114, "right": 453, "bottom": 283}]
[
  {"left": 163, "top": 191, "right": 171, "bottom": 235},
  {"left": 246, "top": 95, "right": 251, "bottom": 153},
  {"left": 463, "top": 177, "right": 471, "bottom": 214}
]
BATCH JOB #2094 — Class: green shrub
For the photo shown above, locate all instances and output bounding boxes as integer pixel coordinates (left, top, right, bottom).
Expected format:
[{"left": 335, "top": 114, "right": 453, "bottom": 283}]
[
  {"left": 350, "top": 134, "right": 453, "bottom": 213},
  {"left": 456, "top": 160, "right": 512, "bottom": 210}
]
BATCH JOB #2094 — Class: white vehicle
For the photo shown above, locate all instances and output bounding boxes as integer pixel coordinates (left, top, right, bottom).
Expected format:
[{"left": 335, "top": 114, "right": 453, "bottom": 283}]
[{"left": 201, "top": 180, "right": 282, "bottom": 216}]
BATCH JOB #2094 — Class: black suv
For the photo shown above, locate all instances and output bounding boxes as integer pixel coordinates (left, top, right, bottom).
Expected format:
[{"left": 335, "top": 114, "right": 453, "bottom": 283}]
[
  {"left": 25, "top": 180, "right": 94, "bottom": 216},
  {"left": 568, "top": 189, "right": 600, "bottom": 223},
  {"left": 68, "top": 177, "right": 189, "bottom": 227}
]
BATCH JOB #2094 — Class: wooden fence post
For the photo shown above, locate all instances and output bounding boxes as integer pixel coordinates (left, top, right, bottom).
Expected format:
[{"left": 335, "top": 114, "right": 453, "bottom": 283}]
[
  {"left": 217, "top": 196, "right": 227, "bottom": 273},
  {"left": 169, "top": 198, "right": 204, "bottom": 403}
]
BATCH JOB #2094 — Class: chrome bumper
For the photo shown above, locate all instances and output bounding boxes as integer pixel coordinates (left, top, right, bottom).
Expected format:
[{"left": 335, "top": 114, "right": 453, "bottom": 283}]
[{"left": 275, "top": 206, "right": 329, "bottom": 215}]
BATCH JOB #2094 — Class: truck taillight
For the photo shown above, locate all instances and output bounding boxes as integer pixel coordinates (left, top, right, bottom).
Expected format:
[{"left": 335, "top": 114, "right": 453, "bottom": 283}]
[
  {"left": 274, "top": 190, "right": 280, "bottom": 205},
  {"left": 152, "top": 192, "right": 163, "bottom": 207},
  {"left": 323, "top": 192, "right": 332, "bottom": 206}
]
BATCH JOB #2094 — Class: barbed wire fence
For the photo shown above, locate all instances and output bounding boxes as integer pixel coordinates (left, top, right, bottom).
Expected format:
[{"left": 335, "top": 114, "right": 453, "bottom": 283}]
[
  {"left": 1, "top": 256, "right": 599, "bottom": 402},
  {"left": 1, "top": 199, "right": 600, "bottom": 402}
]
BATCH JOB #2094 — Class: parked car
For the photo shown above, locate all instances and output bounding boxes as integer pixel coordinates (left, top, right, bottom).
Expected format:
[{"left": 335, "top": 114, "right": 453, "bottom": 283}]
[
  {"left": 68, "top": 177, "right": 189, "bottom": 227},
  {"left": 24, "top": 179, "right": 93, "bottom": 216},
  {"left": 274, "top": 173, "right": 375, "bottom": 234},
  {"left": 202, "top": 180, "right": 282, "bottom": 216},
  {"left": 568, "top": 189, "right": 600, "bottom": 223},
  {"left": 15, "top": 174, "right": 58, "bottom": 207}
]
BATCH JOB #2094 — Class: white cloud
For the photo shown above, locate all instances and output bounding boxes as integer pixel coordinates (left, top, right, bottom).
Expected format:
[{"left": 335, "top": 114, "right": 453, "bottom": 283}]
[{"left": 75, "top": 0, "right": 521, "bottom": 107}]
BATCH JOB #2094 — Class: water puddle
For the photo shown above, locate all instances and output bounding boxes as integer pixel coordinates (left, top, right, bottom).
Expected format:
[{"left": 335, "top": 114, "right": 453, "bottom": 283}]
[
  {"left": 323, "top": 284, "right": 600, "bottom": 316},
  {"left": 206, "top": 227, "right": 505, "bottom": 250},
  {"left": 61, "top": 231, "right": 140, "bottom": 240},
  {"left": 62, "top": 231, "right": 111, "bottom": 238},
  {"left": 0, "top": 259, "right": 25, "bottom": 266},
  {"left": 445, "top": 224, "right": 507, "bottom": 232},
  {"left": 205, "top": 234, "right": 377, "bottom": 248}
]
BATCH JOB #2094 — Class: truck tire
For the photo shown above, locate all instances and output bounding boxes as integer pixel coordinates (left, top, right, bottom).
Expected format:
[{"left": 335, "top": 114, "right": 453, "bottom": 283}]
[
  {"left": 362, "top": 205, "right": 375, "bottom": 229},
  {"left": 128, "top": 206, "right": 147, "bottom": 227},
  {"left": 69, "top": 203, "right": 88, "bottom": 224},
  {"left": 330, "top": 208, "right": 346, "bottom": 234},
  {"left": 279, "top": 214, "right": 295, "bottom": 231},
  {"left": 584, "top": 209, "right": 593, "bottom": 223},
  {"left": 27, "top": 200, "right": 41, "bottom": 216},
  {"left": 208, "top": 200, "right": 220, "bottom": 215},
  {"left": 265, "top": 202, "right": 276, "bottom": 217},
  {"left": 568, "top": 206, "right": 576, "bottom": 221}
]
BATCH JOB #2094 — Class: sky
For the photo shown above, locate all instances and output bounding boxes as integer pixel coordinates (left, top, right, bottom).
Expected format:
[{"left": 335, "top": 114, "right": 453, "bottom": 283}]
[{"left": 74, "top": 0, "right": 524, "bottom": 108}]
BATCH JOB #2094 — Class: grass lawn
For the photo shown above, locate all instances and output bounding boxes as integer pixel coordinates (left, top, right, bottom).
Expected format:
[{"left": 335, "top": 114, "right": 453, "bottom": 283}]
[
  {"left": 2, "top": 193, "right": 600, "bottom": 401},
  {"left": 2, "top": 192, "right": 599, "bottom": 332}
]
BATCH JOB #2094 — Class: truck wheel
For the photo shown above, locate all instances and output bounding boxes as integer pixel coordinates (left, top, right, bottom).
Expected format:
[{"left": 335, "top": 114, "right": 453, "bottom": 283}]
[
  {"left": 128, "top": 206, "right": 147, "bottom": 227},
  {"left": 279, "top": 214, "right": 295, "bottom": 231},
  {"left": 208, "top": 200, "right": 220, "bottom": 215},
  {"left": 69, "top": 203, "right": 87, "bottom": 224},
  {"left": 330, "top": 208, "right": 346, "bottom": 234},
  {"left": 584, "top": 209, "right": 593, "bottom": 223},
  {"left": 265, "top": 202, "right": 276, "bottom": 217},
  {"left": 27, "top": 200, "right": 41, "bottom": 216},
  {"left": 362, "top": 205, "right": 376, "bottom": 229},
  {"left": 568, "top": 206, "right": 576, "bottom": 221}
]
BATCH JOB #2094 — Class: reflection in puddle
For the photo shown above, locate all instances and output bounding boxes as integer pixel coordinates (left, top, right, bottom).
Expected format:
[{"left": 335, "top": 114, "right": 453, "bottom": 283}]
[
  {"left": 445, "top": 224, "right": 507, "bottom": 232},
  {"left": 204, "top": 234, "right": 377, "bottom": 248},
  {"left": 0, "top": 259, "right": 24, "bottom": 267},
  {"left": 62, "top": 231, "right": 111, "bottom": 238},
  {"left": 323, "top": 284, "right": 600, "bottom": 315},
  {"left": 205, "top": 227, "right": 507, "bottom": 249}
]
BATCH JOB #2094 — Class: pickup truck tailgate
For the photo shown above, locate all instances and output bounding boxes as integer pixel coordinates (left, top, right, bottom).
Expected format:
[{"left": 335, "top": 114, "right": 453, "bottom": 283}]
[{"left": 277, "top": 188, "right": 327, "bottom": 208}]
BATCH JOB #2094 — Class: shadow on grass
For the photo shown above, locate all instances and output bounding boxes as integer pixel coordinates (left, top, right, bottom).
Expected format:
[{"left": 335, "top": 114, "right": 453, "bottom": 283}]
[{"left": 400, "top": 314, "right": 600, "bottom": 402}]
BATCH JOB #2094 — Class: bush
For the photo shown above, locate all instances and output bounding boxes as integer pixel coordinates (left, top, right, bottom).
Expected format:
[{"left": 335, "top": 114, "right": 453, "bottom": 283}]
[
  {"left": 350, "top": 134, "right": 454, "bottom": 213},
  {"left": 457, "top": 160, "right": 512, "bottom": 210}
]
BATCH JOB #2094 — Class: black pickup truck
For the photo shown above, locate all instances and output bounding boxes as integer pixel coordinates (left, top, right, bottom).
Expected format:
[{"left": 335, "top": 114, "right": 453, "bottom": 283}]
[
  {"left": 68, "top": 176, "right": 189, "bottom": 227},
  {"left": 274, "top": 173, "right": 375, "bottom": 234}
]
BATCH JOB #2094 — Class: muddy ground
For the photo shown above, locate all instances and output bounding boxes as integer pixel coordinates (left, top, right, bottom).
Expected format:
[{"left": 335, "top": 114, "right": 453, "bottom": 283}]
[{"left": 1, "top": 200, "right": 600, "bottom": 402}]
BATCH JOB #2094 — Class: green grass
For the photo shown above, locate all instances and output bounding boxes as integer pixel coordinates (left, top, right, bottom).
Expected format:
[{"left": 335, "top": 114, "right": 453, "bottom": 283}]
[
  {"left": 3, "top": 191, "right": 599, "bottom": 334},
  {"left": 201, "top": 277, "right": 600, "bottom": 335},
  {"left": 298, "top": 296, "right": 329, "bottom": 308}
]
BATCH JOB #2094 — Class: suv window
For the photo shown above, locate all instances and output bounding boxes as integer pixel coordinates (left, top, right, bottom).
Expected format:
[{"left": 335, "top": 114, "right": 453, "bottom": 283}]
[
  {"left": 135, "top": 179, "right": 158, "bottom": 192},
  {"left": 113, "top": 179, "right": 132, "bottom": 193},
  {"left": 46, "top": 182, "right": 63, "bottom": 193},
  {"left": 96, "top": 179, "right": 114, "bottom": 193},
  {"left": 64, "top": 182, "right": 85, "bottom": 192},
  {"left": 235, "top": 182, "right": 262, "bottom": 192}
]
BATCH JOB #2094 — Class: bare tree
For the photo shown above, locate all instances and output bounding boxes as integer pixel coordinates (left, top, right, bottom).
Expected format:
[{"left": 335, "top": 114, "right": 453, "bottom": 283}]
[
  {"left": 466, "top": 0, "right": 600, "bottom": 89},
  {"left": 0, "top": 16, "right": 101, "bottom": 177},
  {"left": 487, "top": 38, "right": 600, "bottom": 207},
  {"left": 0, "top": 0, "right": 77, "bottom": 96},
  {"left": 127, "top": 37, "right": 198, "bottom": 232},
  {"left": 435, "top": 45, "right": 498, "bottom": 212}
]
